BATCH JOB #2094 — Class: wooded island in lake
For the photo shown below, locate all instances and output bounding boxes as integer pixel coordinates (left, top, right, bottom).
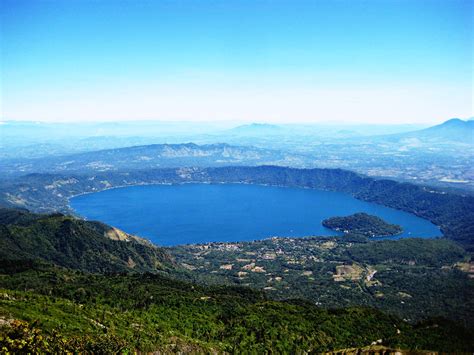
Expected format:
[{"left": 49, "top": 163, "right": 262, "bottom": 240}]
[{"left": 322, "top": 213, "right": 403, "bottom": 237}]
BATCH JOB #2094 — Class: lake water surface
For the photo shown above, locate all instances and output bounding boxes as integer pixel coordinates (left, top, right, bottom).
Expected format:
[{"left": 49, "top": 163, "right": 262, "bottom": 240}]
[{"left": 70, "top": 183, "right": 442, "bottom": 246}]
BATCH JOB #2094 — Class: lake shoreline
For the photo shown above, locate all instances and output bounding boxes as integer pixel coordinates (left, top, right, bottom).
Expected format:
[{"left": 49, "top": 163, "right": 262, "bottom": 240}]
[{"left": 70, "top": 183, "right": 443, "bottom": 246}]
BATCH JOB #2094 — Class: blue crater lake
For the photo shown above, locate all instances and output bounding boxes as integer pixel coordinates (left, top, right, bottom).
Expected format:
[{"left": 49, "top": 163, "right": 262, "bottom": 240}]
[{"left": 70, "top": 183, "right": 442, "bottom": 246}]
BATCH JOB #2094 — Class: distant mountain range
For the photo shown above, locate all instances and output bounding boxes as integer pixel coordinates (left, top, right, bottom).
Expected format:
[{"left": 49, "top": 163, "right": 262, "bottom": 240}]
[
  {"left": 0, "top": 143, "right": 306, "bottom": 176},
  {"left": 384, "top": 118, "right": 474, "bottom": 144},
  {"left": 1, "top": 119, "right": 472, "bottom": 195},
  {"left": 224, "top": 119, "right": 474, "bottom": 144}
]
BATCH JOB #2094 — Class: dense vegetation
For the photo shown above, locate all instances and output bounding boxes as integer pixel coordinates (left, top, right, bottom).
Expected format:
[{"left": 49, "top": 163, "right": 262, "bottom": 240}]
[
  {"left": 322, "top": 213, "right": 403, "bottom": 237},
  {"left": 0, "top": 208, "right": 171, "bottom": 273},
  {"left": 1, "top": 262, "right": 473, "bottom": 353},
  {"left": 0, "top": 208, "right": 473, "bottom": 351},
  {"left": 1, "top": 166, "right": 473, "bottom": 249},
  {"left": 170, "top": 237, "right": 474, "bottom": 327}
]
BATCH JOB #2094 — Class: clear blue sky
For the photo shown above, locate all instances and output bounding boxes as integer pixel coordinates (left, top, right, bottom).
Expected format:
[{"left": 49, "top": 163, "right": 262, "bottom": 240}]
[{"left": 1, "top": 0, "right": 472, "bottom": 123}]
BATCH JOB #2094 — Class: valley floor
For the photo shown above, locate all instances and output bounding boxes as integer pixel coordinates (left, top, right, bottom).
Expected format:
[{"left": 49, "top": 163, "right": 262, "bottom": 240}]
[{"left": 169, "top": 236, "right": 474, "bottom": 327}]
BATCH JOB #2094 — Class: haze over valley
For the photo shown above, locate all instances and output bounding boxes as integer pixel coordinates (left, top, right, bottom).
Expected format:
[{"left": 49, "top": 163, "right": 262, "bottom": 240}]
[{"left": 2, "top": 117, "right": 473, "bottom": 192}]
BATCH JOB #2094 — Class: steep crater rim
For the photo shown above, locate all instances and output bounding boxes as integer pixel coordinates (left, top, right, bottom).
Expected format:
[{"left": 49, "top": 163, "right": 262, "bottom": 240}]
[{"left": 2, "top": 166, "right": 472, "bottom": 247}]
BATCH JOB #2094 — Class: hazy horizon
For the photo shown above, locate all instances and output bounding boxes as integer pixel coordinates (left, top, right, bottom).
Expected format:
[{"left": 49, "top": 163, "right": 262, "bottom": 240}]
[{"left": 0, "top": 116, "right": 471, "bottom": 127}]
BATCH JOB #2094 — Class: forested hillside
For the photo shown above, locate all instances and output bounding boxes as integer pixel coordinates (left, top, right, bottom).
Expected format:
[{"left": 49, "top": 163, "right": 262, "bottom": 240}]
[
  {"left": 1, "top": 262, "right": 473, "bottom": 353},
  {"left": 0, "top": 208, "right": 171, "bottom": 273}
]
